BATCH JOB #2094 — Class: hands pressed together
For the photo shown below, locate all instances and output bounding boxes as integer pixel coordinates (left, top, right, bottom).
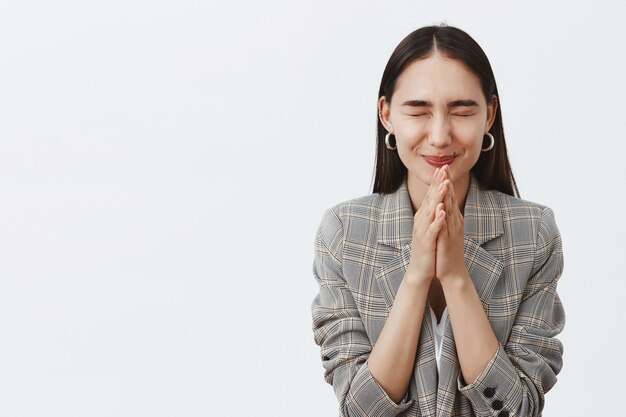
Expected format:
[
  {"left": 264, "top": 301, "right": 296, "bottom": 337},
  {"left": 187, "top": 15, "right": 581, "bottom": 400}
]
[
  {"left": 366, "top": 166, "right": 503, "bottom": 403},
  {"left": 405, "top": 165, "right": 469, "bottom": 287}
]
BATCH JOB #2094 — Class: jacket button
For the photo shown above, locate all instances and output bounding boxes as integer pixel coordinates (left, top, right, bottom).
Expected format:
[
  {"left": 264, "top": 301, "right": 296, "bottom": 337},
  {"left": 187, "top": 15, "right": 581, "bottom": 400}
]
[
  {"left": 497, "top": 411, "right": 509, "bottom": 417},
  {"left": 483, "top": 387, "right": 496, "bottom": 398},
  {"left": 492, "top": 400, "right": 503, "bottom": 410}
]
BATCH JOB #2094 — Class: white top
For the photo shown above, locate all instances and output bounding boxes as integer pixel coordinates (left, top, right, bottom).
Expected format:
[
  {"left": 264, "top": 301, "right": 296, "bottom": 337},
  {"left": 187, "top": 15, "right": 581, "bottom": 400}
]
[{"left": 429, "top": 306, "right": 449, "bottom": 374}]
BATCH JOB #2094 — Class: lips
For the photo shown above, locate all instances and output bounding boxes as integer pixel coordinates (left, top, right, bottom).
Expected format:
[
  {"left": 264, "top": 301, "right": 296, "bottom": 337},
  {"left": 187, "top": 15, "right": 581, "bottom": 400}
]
[{"left": 424, "top": 155, "right": 456, "bottom": 167}]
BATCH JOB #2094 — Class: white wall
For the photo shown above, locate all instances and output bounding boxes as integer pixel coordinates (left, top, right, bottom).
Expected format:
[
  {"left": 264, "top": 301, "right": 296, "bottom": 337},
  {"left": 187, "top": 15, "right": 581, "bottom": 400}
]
[{"left": 1, "top": 0, "right": 624, "bottom": 416}]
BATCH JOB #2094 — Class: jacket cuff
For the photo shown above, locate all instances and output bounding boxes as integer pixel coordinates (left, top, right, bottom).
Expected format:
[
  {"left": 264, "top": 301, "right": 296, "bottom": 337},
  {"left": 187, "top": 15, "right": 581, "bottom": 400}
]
[
  {"left": 457, "top": 344, "right": 523, "bottom": 417},
  {"left": 345, "top": 359, "right": 414, "bottom": 417}
]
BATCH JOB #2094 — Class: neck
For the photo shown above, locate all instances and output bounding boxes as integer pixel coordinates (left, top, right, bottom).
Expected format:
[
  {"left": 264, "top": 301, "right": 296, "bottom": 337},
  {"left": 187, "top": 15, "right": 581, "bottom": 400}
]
[{"left": 407, "top": 171, "right": 471, "bottom": 215}]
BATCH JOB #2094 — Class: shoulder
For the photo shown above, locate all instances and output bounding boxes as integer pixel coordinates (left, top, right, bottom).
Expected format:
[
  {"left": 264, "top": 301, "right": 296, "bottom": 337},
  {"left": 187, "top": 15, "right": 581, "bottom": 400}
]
[
  {"left": 483, "top": 188, "right": 561, "bottom": 243},
  {"left": 315, "top": 192, "right": 383, "bottom": 244}
]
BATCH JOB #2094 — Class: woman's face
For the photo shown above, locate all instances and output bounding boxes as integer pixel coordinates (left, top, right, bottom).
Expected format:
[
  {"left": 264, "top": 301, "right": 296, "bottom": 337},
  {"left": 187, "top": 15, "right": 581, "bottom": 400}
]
[{"left": 379, "top": 53, "right": 497, "bottom": 190}]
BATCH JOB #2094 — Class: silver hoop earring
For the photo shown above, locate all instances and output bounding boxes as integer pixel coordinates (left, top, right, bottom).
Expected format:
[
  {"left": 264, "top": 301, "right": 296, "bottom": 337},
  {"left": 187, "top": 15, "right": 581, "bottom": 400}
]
[
  {"left": 385, "top": 132, "right": 397, "bottom": 150},
  {"left": 481, "top": 132, "right": 495, "bottom": 152}
]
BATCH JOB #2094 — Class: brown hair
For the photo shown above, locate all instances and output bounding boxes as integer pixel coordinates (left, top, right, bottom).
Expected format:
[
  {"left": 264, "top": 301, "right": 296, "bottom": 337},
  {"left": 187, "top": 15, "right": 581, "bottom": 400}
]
[{"left": 372, "top": 24, "right": 519, "bottom": 197}]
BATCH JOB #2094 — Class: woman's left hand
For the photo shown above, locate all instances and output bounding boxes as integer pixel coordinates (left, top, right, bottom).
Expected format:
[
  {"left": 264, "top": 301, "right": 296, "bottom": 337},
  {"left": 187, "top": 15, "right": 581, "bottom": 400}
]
[{"left": 435, "top": 165, "right": 469, "bottom": 284}]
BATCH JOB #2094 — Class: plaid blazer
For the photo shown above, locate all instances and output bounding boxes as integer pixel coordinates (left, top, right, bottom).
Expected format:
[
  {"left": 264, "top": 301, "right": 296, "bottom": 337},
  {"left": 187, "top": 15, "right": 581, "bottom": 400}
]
[{"left": 311, "top": 174, "right": 565, "bottom": 417}]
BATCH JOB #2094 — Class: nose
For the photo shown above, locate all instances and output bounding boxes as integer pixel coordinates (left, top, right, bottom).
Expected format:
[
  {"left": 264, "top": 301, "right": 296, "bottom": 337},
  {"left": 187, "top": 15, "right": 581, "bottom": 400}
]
[{"left": 427, "top": 114, "right": 452, "bottom": 148}]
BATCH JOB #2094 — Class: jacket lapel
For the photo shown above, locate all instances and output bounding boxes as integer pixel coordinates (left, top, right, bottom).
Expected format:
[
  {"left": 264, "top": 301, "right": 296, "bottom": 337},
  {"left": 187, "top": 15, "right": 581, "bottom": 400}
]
[
  {"left": 374, "top": 174, "right": 504, "bottom": 417},
  {"left": 460, "top": 175, "right": 505, "bottom": 309},
  {"left": 374, "top": 177, "right": 414, "bottom": 309}
]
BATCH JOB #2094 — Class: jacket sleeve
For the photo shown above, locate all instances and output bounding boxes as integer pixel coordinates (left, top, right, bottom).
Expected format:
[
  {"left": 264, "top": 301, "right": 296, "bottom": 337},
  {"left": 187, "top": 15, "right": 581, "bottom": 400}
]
[
  {"left": 311, "top": 208, "right": 414, "bottom": 417},
  {"left": 457, "top": 207, "right": 566, "bottom": 417}
]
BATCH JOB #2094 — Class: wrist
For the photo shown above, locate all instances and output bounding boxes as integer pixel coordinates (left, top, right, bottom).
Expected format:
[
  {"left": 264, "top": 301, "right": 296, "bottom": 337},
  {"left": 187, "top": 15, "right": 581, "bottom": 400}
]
[
  {"left": 439, "top": 271, "right": 471, "bottom": 290},
  {"left": 403, "top": 271, "right": 433, "bottom": 290}
]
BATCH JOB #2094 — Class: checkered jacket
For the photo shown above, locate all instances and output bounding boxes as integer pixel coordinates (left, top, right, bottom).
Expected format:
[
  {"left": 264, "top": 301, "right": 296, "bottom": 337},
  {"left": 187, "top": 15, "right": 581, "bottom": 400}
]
[{"left": 311, "top": 174, "right": 565, "bottom": 417}]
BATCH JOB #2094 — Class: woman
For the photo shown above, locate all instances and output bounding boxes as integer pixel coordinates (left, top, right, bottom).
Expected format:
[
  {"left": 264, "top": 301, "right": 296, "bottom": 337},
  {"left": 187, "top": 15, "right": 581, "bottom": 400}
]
[{"left": 311, "top": 25, "right": 565, "bottom": 417}]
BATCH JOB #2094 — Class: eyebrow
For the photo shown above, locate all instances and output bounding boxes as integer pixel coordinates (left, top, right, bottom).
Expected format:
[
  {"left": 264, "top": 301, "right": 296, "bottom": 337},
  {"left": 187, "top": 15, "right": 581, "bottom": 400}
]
[{"left": 401, "top": 99, "right": 479, "bottom": 108}]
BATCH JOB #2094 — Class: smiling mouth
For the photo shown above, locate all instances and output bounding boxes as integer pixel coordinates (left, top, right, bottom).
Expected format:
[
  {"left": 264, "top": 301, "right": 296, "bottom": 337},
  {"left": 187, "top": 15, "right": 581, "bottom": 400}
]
[{"left": 423, "top": 155, "right": 456, "bottom": 167}]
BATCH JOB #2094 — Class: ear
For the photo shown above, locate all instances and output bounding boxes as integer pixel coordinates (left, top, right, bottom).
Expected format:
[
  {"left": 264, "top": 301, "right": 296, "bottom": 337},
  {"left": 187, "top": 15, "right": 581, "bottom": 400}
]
[
  {"left": 378, "top": 96, "right": 393, "bottom": 132},
  {"left": 485, "top": 94, "right": 498, "bottom": 132}
]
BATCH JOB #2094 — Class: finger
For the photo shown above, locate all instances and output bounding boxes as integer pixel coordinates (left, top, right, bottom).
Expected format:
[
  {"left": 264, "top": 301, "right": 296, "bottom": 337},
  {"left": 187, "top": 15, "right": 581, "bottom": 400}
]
[
  {"left": 437, "top": 201, "right": 446, "bottom": 220},
  {"left": 430, "top": 180, "right": 448, "bottom": 214},
  {"left": 420, "top": 167, "right": 441, "bottom": 209},
  {"left": 438, "top": 165, "right": 446, "bottom": 179},
  {"left": 427, "top": 203, "right": 446, "bottom": 237},
  {"left": 418, "top": 183, "right": 445, "bottom": 231},
  {"left": 431, "top": 166, "right": 447, "bottom": 193},
  {"left": 441, "top": 164, "right": 450, "bottom": 181},
  {"left": 431, "top": 165, "right": 447, "bottom": 204},
  {"left": 444, "top": 176, "right": 463, "bottom": 228},
  {"left": 441, "top": 179, "right": 453, "bottom": 212},
  {"left": 446, "top": 171, "right": 456, "bottom": 204},
  {"left": 436, "top": 207, "right": 448, "bottom": 241},
  {"left": 422, "top": 171, "right": 447, "bottom": 215},
  {"left": 433, "top": 166, "right": 445, "bottom": 190}
]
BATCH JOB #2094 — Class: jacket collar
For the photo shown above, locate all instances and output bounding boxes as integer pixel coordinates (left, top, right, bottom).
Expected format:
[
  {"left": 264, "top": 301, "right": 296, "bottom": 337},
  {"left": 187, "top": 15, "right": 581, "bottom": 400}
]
[{"left": 377, "top": 173, "right": 504, "bottom": 249}]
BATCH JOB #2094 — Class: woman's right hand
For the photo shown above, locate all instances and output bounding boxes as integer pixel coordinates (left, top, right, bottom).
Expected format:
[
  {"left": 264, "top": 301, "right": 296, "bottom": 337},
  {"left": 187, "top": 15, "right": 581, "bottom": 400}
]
[{"left": 404, "top": 167, "right": 448, "bottom": 287}]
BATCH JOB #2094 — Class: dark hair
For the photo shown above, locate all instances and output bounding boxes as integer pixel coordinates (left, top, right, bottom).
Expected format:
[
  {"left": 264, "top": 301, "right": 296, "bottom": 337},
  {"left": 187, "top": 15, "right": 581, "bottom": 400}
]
[{"left": 371, "top": 24, "right": 519, "bottom": 197}]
